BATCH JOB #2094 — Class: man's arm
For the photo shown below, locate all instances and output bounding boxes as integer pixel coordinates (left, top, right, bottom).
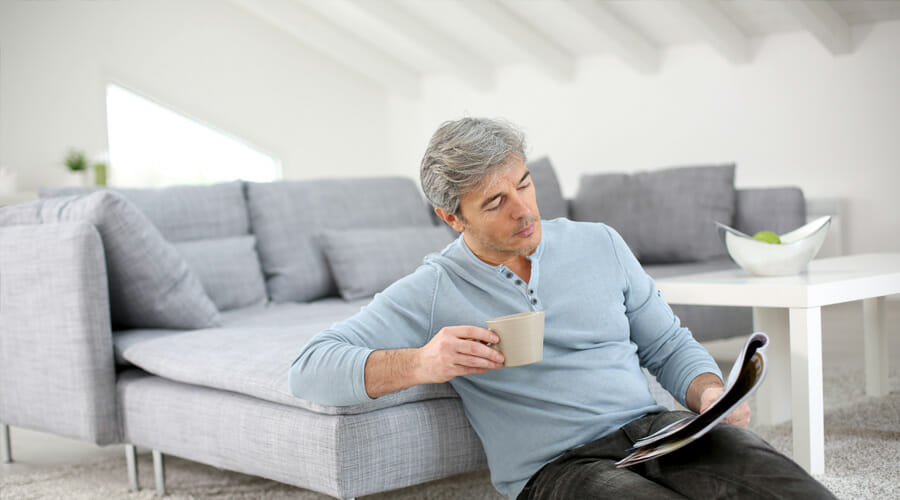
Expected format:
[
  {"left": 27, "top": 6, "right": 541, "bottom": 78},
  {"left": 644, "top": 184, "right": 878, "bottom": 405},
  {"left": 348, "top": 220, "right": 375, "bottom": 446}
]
[
  {"left": 290, "top": 264, "right": 505, "bottom": 405},
  {"left": 364, "top": 326, "right": 504, "bottom": 399},
  {"left": 686, "top": 372, "right": 751, "bottom": 428},
  {"left": 602, "top": 226, "right": 723, "bottom": 408}
]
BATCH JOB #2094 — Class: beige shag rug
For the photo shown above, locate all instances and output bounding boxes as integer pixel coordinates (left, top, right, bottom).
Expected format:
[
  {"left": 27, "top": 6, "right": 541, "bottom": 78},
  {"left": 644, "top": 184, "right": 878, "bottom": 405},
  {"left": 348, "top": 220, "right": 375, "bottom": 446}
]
[{"left": 2, "top": 366, "right": 897, "bottom": 500}]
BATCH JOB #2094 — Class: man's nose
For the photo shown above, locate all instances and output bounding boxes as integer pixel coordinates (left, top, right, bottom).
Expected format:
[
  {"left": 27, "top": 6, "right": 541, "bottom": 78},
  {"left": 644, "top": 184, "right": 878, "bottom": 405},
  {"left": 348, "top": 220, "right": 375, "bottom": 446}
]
[{"left": 508, "top": 191, "right": 532, "bottom": 219}]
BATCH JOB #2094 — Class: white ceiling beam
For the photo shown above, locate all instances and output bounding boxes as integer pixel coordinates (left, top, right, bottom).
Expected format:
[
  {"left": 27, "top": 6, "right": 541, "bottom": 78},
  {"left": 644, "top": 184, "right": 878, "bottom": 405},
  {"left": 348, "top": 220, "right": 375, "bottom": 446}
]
[
  {"left": 678, "top": 0, "right": 751, "bottom": 64},
  {"left": 228, "top": 0, "right": 420, "bottom": 97},
  {"left": 459, "top": 0, "right": 574, "bottom": 82},
  {"left": 345, "top": 0, "right": 495, "bottom": 91},
  {"left": 784, "top": 0, "right": 852, "bottom": 55},
  {"left": 562, "top": 0, "right": 660, "bottom": 74}
]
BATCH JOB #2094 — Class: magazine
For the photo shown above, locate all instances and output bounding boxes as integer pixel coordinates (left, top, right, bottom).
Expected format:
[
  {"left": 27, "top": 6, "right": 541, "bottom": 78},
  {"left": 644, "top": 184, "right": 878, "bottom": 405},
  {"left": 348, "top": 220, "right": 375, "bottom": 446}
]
[{"left": 615, "top": 332, "right": 769, "bottom": 468}]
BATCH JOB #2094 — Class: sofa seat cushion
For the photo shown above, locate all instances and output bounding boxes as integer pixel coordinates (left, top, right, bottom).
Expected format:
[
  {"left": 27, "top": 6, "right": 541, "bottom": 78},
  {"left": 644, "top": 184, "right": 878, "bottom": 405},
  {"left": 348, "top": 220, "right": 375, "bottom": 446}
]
[
  {"left": 114, "top": 300, "right": 460, "bottom": 416},
  {"left": 117, "top": 369, "right": 487, "bottom": 499}
]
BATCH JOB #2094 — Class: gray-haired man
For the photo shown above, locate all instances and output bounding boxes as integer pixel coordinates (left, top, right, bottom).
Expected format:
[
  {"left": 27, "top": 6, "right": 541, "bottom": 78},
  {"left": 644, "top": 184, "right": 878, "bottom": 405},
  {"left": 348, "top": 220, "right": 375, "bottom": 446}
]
[{"left": 290, "top": 118, "right": 834, "bottom": 499}]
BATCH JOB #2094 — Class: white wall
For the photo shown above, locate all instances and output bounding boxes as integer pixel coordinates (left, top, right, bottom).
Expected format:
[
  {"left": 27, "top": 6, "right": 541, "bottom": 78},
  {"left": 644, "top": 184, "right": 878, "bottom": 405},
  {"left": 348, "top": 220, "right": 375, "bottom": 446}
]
[
  {"left": 0, "top": 0, "right": 390, "bottom": 189},
  {"left": 388, "top": 21, "right": 900, "bottom": 255},
  {"left": 2, "top": 3, "right": 897, "bottom": 254}
]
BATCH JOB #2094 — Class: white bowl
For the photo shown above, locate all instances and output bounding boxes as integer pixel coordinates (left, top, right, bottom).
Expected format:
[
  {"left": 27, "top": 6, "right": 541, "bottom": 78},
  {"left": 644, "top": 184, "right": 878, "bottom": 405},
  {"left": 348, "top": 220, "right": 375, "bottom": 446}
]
[{"left": 716, "top": 216, "right": 832, "bottom": 276}]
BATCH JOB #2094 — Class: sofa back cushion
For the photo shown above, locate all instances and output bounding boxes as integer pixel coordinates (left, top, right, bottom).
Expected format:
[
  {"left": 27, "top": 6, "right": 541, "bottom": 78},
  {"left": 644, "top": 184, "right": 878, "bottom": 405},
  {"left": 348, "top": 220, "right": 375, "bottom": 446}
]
[
  {"left": 527, "top": 156, "right": 568, "bottom": 220},
  {"left": 320, "top": 226, "right": 455, "bottom": 300},
  {"left": 570, "top": 164, "right": 736, "bottom": 263},
  {"left": 40, "top": 182, "right": 268, "bottom": 311},
  {"left": 734, "top": 187, "right": 806, "bottom": 236},
  {"left": 246, "top": 177, "right": 434, "bottom": 303},
  {"left": 0, "top": 191, "right": 221, "bottom": 329},
  {"left": 40, "top": 181, "right": 249, "bottom": 242},
  {"left": 174, "top": 236, "right": 267, "bottom": 311}
]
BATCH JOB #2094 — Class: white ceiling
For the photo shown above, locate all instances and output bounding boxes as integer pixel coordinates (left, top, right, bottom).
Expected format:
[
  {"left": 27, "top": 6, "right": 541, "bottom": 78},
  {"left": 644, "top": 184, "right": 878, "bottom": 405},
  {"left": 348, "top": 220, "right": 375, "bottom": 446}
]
[{"left": 228, "top": 0, "right": 900, "bottom": 95}]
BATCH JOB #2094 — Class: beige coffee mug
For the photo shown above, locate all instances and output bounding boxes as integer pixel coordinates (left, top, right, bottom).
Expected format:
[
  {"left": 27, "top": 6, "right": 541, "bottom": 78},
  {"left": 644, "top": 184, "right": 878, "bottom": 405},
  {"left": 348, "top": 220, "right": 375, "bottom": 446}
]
[{"left": 485, "top": 311, "right": 545, "bottom": 367}]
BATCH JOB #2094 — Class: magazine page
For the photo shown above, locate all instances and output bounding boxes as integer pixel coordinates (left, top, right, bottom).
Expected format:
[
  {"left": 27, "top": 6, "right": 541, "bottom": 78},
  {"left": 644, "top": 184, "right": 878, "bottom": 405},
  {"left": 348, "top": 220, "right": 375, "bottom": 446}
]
[{"left": 615, "top": 332, "right": 769, "bottom": 468}]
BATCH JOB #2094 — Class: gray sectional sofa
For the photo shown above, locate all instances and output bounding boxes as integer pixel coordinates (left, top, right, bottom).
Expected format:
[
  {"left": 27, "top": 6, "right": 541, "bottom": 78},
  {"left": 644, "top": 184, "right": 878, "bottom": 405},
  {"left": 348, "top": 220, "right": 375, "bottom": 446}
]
[{"left": 0, "top": 159, "right": 804, "bottom": 498}]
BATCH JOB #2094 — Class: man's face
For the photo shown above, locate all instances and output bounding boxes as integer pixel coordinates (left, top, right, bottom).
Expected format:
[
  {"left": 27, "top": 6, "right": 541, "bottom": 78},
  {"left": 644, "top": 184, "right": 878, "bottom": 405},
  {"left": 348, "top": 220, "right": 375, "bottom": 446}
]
[{"left": 440, "top": 156, "right": 542, "bottom": 264}]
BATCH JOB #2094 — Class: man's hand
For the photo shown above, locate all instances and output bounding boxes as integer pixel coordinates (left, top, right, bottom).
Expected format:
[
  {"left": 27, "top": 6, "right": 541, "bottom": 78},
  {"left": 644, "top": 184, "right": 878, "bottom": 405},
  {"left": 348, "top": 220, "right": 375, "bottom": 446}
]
[
  {"left": 364, "top": 326, "right": 504, "bottom": 399},
  {"left": 415, "top": 326, "right": 505, "bottom": 384},
  {"left": 686, "top": 372, "right": 751, "bottom": 428},
  {"left": 699, "top": 385, "right": 751, "bottom": 428}
]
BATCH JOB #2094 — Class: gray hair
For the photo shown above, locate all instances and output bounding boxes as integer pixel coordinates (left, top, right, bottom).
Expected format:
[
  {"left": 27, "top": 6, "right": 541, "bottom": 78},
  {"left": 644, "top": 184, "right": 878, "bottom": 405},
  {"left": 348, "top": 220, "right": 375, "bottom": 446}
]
[{"left": 420, "top": 117, "right": 527, "bottom": 216}]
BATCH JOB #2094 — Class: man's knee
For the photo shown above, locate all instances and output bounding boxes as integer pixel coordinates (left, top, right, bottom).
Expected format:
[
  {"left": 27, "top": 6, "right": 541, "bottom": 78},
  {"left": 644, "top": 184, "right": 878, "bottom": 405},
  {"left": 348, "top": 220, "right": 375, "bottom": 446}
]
[
  {"left": 652, "top": 424, "right": 836, "bottom": 499},
  {"left": 524, "top": 459, "right": 686, "bottom": 499}
]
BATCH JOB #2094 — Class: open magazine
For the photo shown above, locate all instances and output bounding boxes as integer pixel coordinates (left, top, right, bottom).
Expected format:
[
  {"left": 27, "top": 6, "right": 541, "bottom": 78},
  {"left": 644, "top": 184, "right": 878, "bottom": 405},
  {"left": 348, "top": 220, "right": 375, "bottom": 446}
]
[{"left": 616, "top": 332, "right": 769, "bottom": 468}]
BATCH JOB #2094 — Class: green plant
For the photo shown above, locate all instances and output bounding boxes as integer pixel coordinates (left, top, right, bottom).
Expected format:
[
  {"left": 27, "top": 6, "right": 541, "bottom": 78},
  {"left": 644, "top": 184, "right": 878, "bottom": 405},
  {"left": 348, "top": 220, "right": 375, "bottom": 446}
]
[{"left": 64, "top": 149, "right": 88, "bottom": 172}]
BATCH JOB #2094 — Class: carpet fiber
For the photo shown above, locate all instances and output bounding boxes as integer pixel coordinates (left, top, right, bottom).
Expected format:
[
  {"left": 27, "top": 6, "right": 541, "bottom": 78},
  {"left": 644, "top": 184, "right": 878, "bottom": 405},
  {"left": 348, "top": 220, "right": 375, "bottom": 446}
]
[{"left": 2, "top": 367, "right": 896, "bottom": 500}]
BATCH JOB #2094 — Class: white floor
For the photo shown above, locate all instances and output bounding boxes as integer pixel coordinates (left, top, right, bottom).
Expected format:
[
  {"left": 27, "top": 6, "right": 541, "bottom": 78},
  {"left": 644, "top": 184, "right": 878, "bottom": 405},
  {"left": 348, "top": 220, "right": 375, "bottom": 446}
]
[{"left": 2, "top": 300, "right": 898, "bottom": 479}]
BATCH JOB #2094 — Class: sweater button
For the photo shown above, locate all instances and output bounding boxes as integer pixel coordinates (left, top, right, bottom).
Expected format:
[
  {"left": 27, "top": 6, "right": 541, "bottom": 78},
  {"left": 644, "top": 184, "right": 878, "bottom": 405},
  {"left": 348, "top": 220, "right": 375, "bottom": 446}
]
[
  {"left": 531, "top": 298, "right": 538, "bottom": 305},
  {"left": 505, "top": 272, "right": 514, "bottom": 279},
  {"left": 515, "top": 279, "right": 523, "bottom": 286},
  {"left": 528, "top": 289, "right": 534, "bottom": 294}
]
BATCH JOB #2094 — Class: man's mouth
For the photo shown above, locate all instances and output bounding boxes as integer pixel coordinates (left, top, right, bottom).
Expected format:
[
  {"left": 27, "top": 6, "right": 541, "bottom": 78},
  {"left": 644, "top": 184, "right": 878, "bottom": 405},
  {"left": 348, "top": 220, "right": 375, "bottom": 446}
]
[{"left": 514, "top": 223, "right": 535, "bottom": 238}]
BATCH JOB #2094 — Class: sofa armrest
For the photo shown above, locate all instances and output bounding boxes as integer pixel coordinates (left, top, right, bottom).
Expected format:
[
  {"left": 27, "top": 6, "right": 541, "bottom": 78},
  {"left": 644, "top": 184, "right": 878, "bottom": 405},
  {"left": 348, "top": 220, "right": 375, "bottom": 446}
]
[
  {"left": 734, "top": 187, "right": 806, "bottom": 235},
  {"left": 0, "top": 222, "right": 119, "bottom": 444}
]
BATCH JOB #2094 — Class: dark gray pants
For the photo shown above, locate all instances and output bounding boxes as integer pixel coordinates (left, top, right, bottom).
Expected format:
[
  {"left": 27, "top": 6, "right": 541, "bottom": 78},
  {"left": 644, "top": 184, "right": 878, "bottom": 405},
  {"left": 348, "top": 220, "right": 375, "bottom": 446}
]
[{"left": 518, "top": 411, "right": 836, "bottom": 500}]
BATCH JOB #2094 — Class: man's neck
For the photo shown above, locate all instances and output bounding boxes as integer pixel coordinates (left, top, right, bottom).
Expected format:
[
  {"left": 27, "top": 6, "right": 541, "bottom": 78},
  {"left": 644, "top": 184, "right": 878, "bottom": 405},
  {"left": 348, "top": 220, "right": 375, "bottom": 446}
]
[{"left": 463, "top": 235, "right": 534, "bottom": 283}]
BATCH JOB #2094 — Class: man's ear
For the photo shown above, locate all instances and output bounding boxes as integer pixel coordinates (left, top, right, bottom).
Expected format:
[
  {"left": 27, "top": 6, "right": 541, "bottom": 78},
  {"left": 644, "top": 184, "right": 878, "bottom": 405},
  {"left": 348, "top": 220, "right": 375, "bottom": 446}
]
[{"left": 434, "top": 207, "right": 465, "bottom": 233}]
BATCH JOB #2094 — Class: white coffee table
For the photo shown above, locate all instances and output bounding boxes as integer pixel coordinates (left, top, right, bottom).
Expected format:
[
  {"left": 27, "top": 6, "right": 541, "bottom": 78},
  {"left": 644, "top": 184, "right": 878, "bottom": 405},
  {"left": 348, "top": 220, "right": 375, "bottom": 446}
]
[{"left": 654, "top": 253, "right": 900, "bottom": 475}]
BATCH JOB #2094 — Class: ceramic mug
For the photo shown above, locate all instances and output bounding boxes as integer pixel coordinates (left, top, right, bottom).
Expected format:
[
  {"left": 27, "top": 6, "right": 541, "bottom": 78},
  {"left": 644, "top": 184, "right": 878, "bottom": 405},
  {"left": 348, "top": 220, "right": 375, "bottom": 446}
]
[{"left": 485, "top": 311, "right": 545, "bottom": 367}]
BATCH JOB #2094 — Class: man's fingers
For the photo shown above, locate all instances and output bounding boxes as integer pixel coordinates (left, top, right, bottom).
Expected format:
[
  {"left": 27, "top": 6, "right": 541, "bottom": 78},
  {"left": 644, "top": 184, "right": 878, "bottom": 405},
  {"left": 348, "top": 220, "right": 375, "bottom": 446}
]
[
  {"left": 453, "top": 326, "right": 500, "bottom": 345},
  {"left": 456, "top": 337, "right": 505, "bottom": 365},
  {"left": 455, "top": 353, "right": 504, "bottom": 370},
  {"left": 724, "top": 403, "right": 751, "bottom": 428}
]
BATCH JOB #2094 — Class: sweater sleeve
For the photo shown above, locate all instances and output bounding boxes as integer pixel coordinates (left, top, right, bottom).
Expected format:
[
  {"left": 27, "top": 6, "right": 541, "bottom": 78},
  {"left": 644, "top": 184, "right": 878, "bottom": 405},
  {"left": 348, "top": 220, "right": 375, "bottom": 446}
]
[
  {"left": 605, "top": 226, "right": 722, "bottom": 408},
  {"left": 288, "top": 264, "right": 441, "bottom": 406}
]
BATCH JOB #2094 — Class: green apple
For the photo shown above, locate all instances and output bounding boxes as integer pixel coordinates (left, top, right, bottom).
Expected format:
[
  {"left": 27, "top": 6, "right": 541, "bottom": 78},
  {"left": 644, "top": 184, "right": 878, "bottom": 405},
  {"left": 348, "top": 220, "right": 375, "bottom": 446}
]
[{"left": 752, "top": 230, "right": 781, "bottom": 244}]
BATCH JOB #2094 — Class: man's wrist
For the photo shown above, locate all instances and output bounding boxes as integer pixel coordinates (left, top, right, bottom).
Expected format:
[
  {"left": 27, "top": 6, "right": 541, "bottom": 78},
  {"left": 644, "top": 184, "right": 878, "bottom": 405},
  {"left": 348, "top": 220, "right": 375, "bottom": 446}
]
[{"left": 364, "top": 348, "right": 422, "bottom": 399}]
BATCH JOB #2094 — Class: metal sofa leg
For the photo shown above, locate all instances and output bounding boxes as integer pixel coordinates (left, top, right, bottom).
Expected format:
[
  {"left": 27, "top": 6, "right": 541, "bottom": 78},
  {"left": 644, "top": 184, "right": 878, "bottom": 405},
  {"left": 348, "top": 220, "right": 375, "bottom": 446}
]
[
  {"left": 1, "top": 423, "right": 11, "bottom": 463},
  {"left": 153, "top": 449, "right": 166, "bottom": 497},
  {"left": 125, "top": 444, "right": 140, "bottom": 491}
]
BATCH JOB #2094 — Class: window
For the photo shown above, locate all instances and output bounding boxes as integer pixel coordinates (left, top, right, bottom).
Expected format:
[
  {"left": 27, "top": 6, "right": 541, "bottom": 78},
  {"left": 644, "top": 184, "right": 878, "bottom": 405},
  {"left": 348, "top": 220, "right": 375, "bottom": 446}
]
[{"left": 105, "top": 83, "right": 281, "bottom": 187}]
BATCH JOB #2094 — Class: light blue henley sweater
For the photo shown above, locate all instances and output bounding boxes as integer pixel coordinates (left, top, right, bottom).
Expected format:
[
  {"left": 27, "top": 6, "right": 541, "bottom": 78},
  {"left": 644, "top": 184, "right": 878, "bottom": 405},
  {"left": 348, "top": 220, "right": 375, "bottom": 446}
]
[{"left": 289, "top": 219, "right": 721, "bottom": 499}]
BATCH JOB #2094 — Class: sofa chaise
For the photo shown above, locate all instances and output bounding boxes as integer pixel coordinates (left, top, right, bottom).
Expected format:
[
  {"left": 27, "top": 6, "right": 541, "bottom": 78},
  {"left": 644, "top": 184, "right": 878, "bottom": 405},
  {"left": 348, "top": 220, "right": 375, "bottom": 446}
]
[{"left": 0, "top": 159, "right": 804, "bottom": 498}]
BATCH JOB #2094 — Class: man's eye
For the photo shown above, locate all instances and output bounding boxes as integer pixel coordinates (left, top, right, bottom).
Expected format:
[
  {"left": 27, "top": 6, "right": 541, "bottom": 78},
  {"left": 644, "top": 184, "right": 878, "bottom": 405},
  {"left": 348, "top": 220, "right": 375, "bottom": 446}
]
[{"left": 518, "top": 182, "right": 531, "bottom": 190}]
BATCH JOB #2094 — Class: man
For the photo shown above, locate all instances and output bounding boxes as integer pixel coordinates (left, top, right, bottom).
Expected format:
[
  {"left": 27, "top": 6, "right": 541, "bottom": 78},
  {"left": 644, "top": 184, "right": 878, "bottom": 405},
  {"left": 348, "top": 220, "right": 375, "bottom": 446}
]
[{"left": 289, "top": 118, "right": 834, "bottom": 499}]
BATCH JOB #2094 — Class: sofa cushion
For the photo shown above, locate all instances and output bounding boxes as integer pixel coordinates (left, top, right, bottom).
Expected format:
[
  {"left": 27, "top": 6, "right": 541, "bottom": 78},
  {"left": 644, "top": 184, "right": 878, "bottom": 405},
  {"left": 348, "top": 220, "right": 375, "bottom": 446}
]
[
  {"left": 114, "top": 300, "right": 460, "bottom": 416},
  {"left": 174, "top": 236, "right": 267, "bottom": 311},
  {"left": 0, "top": 191, "right": 220, "bottom": 329},
  {"left": 246, "top": 178, "right": 434, "bottom": 303},
  {"left": 39, "top": 181, "right": 250, "bottom": 242},
  {"left": 526, "top": 156, "right": 568, "bottom": 220},
  {"left": 734, "top": 187, "right": 806, "bottom": 236},
  {"left": 570, "top": 164, "right": 736, "bottom": 264},
  {"left": 320, "top": 226, "right": 455, "bottom": 300}
]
